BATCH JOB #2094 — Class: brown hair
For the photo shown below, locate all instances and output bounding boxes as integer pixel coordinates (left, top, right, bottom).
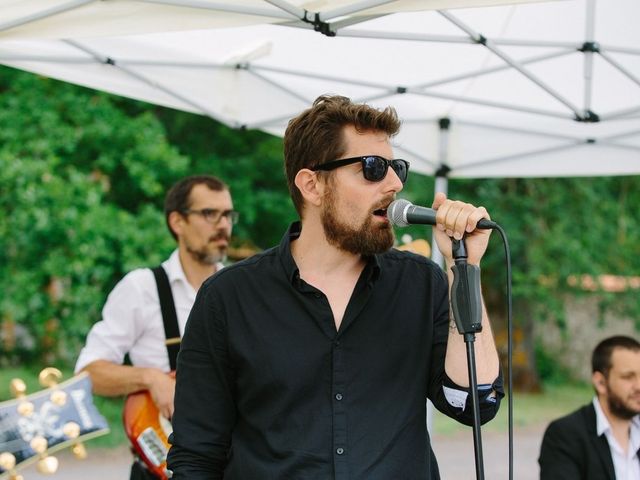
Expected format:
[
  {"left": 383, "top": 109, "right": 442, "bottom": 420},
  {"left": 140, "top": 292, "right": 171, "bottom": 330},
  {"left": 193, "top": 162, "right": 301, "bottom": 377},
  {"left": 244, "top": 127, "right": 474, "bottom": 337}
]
[
  {"left": 283, "top": 95, "right": 401, "bottom": 215},
  {"left": 592, "top": 335, "right": 640, "bottom": 376},
  {"left": 164, "top": 175, "right": 229, "bottom": 240}
]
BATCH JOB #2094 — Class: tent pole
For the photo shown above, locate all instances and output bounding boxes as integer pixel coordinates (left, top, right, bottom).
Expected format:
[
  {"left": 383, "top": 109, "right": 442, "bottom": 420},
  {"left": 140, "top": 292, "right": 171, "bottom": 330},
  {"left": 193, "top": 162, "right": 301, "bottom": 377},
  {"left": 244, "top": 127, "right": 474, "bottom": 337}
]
[
  {"left": 431, "top": 118, "right": 451, "bottom": 269},
  {"left": 426, "top": 117, "right": 450, "bottom": 435}
]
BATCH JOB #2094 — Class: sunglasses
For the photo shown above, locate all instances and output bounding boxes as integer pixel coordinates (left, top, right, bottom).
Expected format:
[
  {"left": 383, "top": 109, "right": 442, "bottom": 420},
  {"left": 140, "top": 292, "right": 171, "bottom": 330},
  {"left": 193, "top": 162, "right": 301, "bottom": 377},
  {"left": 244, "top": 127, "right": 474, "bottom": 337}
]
[{"left": 312, "top": 155, "right": 410, "bottom": 184}]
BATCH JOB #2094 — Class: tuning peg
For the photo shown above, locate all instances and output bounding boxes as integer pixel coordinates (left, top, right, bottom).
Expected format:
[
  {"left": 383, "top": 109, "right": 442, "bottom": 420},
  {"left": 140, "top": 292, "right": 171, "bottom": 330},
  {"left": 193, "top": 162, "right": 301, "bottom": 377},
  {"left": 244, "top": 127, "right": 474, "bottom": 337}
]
[
  {"left": 30, "top": 435, "right": 59, "bottom": 475},
  {"left": 39, "top": 367, "right": 67, "bottom": 406},
  {"left": 63, "top": 422, "right": 88, "bottom": 460},
  {"left": 9, "top": 378, "right": 34, "bottom": 417},
  {"left": 36, "top": 455, "right": 59, "bottom": 475},
  {"left": 9, "top": 378, "right": 26, "bottom": 397},
  {"left": 0, "top": 452, "right": 24, "bottom": 480}
]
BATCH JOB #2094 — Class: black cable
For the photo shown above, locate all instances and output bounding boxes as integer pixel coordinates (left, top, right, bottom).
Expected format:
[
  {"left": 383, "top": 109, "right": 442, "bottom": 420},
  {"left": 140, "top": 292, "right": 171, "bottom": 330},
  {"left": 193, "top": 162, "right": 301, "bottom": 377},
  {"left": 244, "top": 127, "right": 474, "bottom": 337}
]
[{"left": 493, "top": 224, "right": 513, "bottom": 480}]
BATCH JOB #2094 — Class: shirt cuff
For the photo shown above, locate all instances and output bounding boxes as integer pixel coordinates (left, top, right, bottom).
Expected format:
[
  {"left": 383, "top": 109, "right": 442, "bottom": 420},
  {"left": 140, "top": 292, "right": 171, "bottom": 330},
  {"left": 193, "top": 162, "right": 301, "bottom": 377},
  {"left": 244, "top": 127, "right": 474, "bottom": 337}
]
[{"left": 442, "top": 373, "right": 504, "bottom": 411}]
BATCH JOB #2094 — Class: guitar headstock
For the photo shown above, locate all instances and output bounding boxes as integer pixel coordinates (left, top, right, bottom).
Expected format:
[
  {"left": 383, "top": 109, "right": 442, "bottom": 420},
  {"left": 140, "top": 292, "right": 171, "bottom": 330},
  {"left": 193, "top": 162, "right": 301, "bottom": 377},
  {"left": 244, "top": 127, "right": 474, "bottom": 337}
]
[{"left": 0, "top": 369, "right": 109, "bottom": 479}]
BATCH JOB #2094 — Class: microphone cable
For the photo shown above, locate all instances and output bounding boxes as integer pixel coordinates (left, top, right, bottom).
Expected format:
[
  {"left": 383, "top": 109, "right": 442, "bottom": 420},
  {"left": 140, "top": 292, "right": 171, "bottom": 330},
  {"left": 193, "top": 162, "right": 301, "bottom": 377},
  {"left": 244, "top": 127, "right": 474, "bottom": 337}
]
[{"left": 492, "top": 223, "right": 513, "bottom": 480}]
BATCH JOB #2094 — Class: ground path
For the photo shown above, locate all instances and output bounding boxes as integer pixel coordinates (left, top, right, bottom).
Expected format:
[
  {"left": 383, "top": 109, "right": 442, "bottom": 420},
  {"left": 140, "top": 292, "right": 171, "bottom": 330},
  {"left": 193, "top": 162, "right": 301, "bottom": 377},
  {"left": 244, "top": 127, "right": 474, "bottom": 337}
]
[{"left": 17, "top": 426, "right": 544, "bottom": 479}]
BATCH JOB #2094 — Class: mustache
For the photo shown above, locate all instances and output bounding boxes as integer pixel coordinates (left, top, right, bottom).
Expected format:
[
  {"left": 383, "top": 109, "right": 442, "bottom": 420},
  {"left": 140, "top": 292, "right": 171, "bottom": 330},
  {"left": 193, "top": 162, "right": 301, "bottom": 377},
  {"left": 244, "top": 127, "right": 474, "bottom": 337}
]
[
  {"left": 374, "top": 195, "right": 396, "bottom": 212},
  {"left": 210, "top": 231, "right": 230, "bottom": 242}
]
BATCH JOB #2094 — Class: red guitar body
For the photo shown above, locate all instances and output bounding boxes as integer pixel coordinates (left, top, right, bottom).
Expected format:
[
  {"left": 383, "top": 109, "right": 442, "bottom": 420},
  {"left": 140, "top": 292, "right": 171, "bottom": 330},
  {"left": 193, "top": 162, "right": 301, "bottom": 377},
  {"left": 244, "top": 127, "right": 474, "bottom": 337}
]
[{"left": 123, "top": 389, "right": 172, "bottom": 479}]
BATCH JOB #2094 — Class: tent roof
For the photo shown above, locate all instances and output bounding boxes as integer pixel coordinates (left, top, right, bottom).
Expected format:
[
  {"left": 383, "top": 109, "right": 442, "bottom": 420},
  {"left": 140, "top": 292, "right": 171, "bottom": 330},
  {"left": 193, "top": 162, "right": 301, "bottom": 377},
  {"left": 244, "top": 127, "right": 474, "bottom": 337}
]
[
  {"left": 0, "top": 0, "right": 638, "bottom": 178},
  {"left": 0, "top": 0, "right": 546, "bottom": 39}
]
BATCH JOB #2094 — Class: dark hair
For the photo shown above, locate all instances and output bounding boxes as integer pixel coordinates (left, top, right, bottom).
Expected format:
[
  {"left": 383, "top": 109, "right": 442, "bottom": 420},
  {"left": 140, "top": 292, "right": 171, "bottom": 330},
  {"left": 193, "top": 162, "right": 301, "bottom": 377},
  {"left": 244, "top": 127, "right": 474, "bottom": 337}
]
[
  {"left": 283, "top": 94, "right": 401, "bottom": 216},
  {"left": 164, "top": 175, "right": 229, "bottom": 240},
  {"left": 592, "top": 335, "right": 640, "bottom": 376}
]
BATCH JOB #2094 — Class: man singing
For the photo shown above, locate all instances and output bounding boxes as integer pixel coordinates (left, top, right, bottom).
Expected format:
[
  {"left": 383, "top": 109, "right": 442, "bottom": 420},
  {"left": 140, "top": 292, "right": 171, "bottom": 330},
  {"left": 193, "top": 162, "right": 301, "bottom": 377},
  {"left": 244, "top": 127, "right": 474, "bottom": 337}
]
[{"left": 167, "top": 95, "right": 503, "bottom": 479}]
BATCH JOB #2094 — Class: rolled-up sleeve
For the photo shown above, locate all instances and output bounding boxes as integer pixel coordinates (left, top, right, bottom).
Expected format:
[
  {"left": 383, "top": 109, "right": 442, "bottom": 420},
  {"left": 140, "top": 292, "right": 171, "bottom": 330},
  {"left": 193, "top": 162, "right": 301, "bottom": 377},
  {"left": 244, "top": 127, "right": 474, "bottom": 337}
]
[{"left": 425, "top": 265, "right": 504, "bottom": 425}]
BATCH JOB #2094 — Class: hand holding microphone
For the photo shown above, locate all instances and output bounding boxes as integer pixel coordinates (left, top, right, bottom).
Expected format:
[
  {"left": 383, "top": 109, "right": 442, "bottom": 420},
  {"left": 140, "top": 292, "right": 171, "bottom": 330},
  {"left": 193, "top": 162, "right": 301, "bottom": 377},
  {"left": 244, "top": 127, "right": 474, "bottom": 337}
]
[
  {"left": 389, "top": 194, "right": 495, "bottom": 336},
  {"left": 388, "top": 193, "right": 495, "bottom": 265},
  {"left": 388, "top": 198, "right": 496, "bottom": 230}
]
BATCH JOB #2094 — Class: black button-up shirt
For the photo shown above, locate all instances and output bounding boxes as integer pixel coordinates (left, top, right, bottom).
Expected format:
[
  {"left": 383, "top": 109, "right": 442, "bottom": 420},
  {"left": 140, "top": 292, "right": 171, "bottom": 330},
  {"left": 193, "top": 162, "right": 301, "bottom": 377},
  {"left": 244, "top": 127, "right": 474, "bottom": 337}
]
[{"left": 168, "top": 223, "right": 502, "bottom": 479}]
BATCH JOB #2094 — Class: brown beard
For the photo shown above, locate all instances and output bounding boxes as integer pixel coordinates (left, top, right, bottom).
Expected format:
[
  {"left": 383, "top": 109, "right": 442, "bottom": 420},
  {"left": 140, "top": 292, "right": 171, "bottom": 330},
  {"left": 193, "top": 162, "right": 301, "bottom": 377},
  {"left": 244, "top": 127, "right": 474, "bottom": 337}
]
[
  {"left": 320, "top": 188, "right": 395, "bottom": 256},
  {"left": 186, "top": 245, "right": 226, "bottom": 265},
  {"left": 186, "top": 232, "right": 228, "bottom": 266},
  {"left": 606, "top": 382, "right": 640, "bottom": 420}
]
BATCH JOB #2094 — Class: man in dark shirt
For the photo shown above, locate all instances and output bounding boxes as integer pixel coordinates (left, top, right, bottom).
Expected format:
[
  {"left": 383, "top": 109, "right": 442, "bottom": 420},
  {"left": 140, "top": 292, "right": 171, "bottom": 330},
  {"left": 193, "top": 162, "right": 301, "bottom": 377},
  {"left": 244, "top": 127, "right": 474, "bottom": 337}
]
[{"left": 167, "top": 95, "right": 503, "bottom": 479}]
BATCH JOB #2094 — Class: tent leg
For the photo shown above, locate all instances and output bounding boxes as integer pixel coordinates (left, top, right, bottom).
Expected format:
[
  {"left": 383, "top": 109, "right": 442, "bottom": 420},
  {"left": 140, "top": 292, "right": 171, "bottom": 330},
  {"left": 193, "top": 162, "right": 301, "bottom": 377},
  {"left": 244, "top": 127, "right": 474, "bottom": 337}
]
[
  {"left": 427, "top": 119, "right": 451, "bottom": 435},
  {"left": 430, "top": 174, "right": 449, "bottom": 268}
]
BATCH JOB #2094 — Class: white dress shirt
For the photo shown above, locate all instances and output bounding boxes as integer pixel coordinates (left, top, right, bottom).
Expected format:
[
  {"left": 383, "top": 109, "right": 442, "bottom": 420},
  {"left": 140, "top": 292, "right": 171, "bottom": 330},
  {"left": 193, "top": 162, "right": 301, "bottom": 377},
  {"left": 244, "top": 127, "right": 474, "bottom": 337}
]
[
  {"left": 594, "top": 397, "right": 640, "bottom": 480},
  {"left": 75, "top": 250, "right": 220, "bottom": 373}
]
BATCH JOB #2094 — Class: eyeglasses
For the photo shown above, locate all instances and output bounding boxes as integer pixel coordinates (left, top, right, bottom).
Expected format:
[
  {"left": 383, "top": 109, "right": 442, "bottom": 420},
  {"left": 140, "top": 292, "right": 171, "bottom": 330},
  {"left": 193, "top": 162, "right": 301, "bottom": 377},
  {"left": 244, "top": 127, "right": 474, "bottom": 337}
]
[
  {"left": 312, "top": 155, "right": 410, "bottom": 184},
  {"left": 182, "top": 208, "right": 239, "bottom": 225}
]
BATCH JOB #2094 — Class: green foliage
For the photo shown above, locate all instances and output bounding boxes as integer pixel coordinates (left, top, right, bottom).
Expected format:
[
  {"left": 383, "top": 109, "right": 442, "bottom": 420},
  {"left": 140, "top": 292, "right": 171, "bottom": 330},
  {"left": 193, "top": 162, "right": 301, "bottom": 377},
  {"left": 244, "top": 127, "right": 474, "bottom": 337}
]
[
  {"left": 1, "top": 63, "right": 638, "bottom": 375},
  {"left": 153, "top": 109, "right": 297, "bottom": 248},
  {"left": 402, "top": 175, "right": 640, "bottom": 328},
  {"left": 479, "top": 177, "right": 640, "bottom": 324},
  {"left": 534, "top": 341, "right": 573, "bottom": 384},
  {"left": 0, "top": 65, "right": 295, "bottom": 367},
  {"left": 0, "top": 67, "right": 182, "bottom": 366}
]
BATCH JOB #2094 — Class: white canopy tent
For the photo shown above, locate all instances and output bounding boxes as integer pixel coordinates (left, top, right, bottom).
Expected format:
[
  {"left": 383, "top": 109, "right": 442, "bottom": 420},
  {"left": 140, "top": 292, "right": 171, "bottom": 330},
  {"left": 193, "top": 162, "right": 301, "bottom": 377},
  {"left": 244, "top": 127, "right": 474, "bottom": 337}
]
[
  {"left": 0, "top": 0, "right": 544, "bottom": 39},
  {"left": 0, "top": 0, "right": 637, "bottom": 183}
]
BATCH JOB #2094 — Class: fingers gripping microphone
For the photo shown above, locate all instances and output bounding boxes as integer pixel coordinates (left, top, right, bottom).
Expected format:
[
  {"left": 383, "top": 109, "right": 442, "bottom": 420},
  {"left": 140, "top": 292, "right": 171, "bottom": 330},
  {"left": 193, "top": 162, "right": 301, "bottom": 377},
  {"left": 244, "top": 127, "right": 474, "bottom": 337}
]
[{"left": 388, "top": 199, "right": 496, "bottom": 229}]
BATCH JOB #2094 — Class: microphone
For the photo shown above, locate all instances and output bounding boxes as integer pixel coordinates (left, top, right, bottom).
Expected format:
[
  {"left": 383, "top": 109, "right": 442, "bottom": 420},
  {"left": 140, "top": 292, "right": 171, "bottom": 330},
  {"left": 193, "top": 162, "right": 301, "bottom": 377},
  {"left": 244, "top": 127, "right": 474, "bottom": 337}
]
[{"left": 388, "top": 198, "right": 497, "bottom": 229}]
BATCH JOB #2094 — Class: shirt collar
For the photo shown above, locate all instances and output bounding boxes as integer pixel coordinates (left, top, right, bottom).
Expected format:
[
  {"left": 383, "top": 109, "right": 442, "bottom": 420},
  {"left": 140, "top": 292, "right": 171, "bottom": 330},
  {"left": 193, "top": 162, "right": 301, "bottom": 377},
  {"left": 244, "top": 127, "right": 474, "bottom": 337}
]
[
  {"left": 594, "top": 396, "right": 611, "bottom": 436},
  {"left": 279, "top": 222, "right": 301, "bottom": 284},
  {"left": 163, "top": 249, "right": 224, "bottom": 287},
  {"left": 164, "top": 249, "right": 188, "bottom": 284},
  {"left": 593, "top": 396, "right": 640, "bottom": 437},
  {"left": 632, "top": 415, "right": 640, "bottom": 441},
  {"left": 279, "top": 222, "right": 382, "bottom": 286}
]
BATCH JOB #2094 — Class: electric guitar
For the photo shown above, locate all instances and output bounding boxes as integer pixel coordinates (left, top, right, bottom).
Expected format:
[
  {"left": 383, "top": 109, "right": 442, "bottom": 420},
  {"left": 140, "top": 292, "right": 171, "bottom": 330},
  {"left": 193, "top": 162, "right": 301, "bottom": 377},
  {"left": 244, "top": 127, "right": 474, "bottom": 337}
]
[
  {"left": 123, "top": 377, "right": 174, "bottom": 479},
  {"left": 0, "top": 369, "right": 109, "bottom": 479}
]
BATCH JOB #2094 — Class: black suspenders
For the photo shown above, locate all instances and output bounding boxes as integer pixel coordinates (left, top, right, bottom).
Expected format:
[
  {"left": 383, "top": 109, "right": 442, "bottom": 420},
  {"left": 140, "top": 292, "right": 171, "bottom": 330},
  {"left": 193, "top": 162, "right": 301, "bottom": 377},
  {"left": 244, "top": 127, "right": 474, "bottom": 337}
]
[{"left": 151, "top": 266, "right": 180, "bottom": 371}]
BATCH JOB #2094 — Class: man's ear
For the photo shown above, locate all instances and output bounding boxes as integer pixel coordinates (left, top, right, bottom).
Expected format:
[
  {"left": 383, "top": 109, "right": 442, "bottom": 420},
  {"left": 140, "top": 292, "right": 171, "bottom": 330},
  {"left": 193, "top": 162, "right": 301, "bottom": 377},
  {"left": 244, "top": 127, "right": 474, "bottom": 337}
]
[
  {"left": 592, "top": 371, "right": 607, "bottom": 395},
  {"left": 295, "top": 169, "right": 324, "bottom": 207},
  {"left": 168, "top": 211, "right": 185, "bottom": 238}
]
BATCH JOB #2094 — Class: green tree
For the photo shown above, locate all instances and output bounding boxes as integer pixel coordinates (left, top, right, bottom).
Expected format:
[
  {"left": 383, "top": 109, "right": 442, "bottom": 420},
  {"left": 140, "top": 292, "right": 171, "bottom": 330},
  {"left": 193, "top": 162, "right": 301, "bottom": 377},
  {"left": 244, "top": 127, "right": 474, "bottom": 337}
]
[
  {"left": 151, "top": 109, "right": 297, "bottom": 248},
  {"left": 2, "top": 63, "right": 638, "bottom": 384},
  {"left": 401, "top": 175, "right": 640, "bottom": 389},
  {"left": 0, "top": 67, "right": 187, "bottom": 365},
  {"left": 0, "top": 66, "right": 295, "bottom": 367}
]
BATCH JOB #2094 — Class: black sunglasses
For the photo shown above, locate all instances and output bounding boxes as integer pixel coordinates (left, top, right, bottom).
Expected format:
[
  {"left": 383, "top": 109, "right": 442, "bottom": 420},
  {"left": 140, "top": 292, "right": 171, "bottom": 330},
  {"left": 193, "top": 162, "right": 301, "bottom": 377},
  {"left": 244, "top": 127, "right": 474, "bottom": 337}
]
[{"left": 312, "top": 155, "right": 410, "bottom": 184}]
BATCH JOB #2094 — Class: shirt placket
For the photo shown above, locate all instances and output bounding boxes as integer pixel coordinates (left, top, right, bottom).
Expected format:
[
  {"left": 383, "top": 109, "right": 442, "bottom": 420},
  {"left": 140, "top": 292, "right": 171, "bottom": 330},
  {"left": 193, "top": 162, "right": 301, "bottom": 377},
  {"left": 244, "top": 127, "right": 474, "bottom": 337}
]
[
  {"left": 332, "top": 334, "right": 348, "bottom": 479},
  {"left": 296, "top": 262, "right": 375, "bottom": 480}
]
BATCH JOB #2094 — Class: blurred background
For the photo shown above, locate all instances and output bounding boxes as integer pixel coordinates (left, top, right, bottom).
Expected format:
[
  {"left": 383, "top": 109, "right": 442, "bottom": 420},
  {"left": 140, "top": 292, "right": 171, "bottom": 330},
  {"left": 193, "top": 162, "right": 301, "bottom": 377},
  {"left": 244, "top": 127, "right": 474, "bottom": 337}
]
[{"left": 0, "top": 55, "right": 638, "bottom": 475}]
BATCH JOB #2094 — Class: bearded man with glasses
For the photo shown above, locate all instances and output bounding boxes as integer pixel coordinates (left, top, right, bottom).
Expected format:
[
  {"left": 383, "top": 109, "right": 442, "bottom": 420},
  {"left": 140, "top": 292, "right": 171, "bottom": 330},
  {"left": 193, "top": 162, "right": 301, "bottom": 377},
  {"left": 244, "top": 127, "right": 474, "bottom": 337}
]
[
  {"left": 168, "top": 95, "right": 503, "bottom": 479},
  {"left": 75, "top": 174, "right": 237, "bottom": 480}
]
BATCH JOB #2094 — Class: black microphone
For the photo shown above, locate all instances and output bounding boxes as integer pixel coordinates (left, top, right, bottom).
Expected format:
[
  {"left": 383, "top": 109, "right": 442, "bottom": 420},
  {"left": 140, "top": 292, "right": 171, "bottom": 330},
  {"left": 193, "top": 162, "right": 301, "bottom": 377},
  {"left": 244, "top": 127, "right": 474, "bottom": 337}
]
[{"left": 388, "top": 199, "right": 497, "bottom": 229}]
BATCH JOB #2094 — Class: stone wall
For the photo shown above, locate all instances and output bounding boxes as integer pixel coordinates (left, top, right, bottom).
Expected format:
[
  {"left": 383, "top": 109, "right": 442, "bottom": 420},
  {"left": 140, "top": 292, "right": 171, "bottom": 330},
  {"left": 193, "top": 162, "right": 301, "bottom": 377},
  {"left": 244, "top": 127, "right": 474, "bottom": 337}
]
[{"left": 534, "top": 296, "right": 639, "bottom": 382}]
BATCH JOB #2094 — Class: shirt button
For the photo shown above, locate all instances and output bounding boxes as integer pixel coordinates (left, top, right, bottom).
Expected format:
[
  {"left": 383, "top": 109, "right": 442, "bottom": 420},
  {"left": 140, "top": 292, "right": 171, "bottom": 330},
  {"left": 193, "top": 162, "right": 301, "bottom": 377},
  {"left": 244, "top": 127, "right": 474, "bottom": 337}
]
[
  {"left": 336, "top": 448, "right": 344, "bottom": 455},
  {"left": 335, "top": 393, "right": 343, "bottom": 401},
  {"left": 314, "top": 293, "right": 321, "bottom": 298}
]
